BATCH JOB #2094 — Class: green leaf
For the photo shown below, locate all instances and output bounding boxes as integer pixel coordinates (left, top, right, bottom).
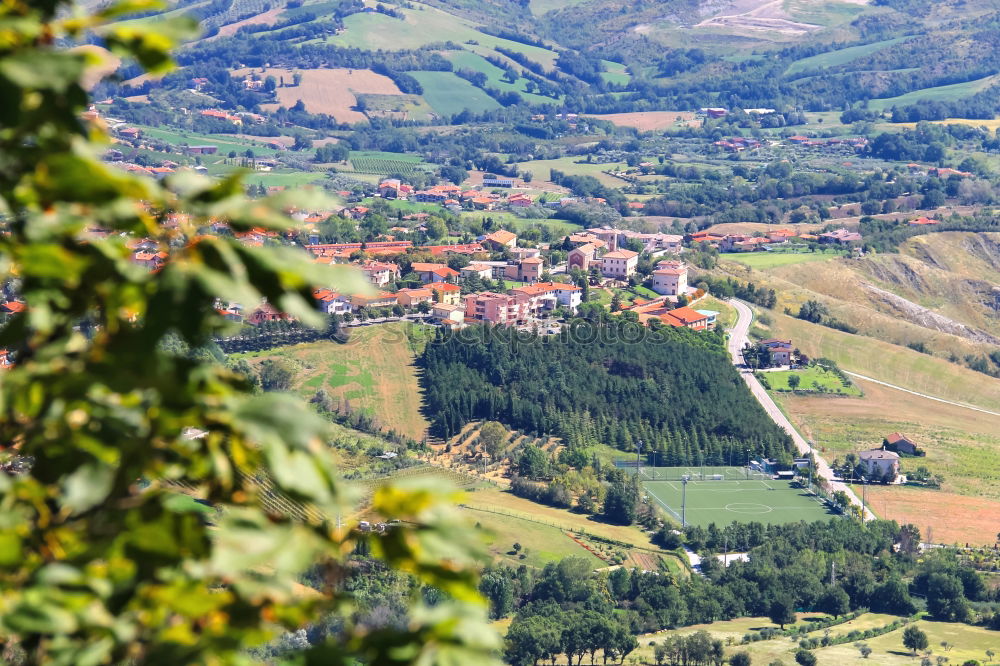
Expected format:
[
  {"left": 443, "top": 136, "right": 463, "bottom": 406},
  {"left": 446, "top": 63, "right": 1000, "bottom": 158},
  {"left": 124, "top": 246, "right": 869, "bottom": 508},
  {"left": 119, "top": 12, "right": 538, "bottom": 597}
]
[
  {"left": 0, "top": 52, "right": 84, "bottom": 93},
  {"left": 96, "top": 0, "right": 167, "bottom": 20},
  {"left": 61, "top": 462, "right": 114, "bottom": 514},
  {"left": 4, "top": 597, "right": 80, "bottom": 635},
  {"left": 100, "top": 17, "right": 198, "bottom": 74},
  {"left": 0, "top": 531, "right": 23, "bottom": 567}
]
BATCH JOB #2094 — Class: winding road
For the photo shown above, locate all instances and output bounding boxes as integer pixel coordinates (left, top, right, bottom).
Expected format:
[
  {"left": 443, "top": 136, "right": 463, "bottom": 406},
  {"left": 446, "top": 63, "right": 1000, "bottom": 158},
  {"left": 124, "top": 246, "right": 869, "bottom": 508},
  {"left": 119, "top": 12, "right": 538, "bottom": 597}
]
[{"left": 725, "top": 299, "right": 874, "bottom": 520}]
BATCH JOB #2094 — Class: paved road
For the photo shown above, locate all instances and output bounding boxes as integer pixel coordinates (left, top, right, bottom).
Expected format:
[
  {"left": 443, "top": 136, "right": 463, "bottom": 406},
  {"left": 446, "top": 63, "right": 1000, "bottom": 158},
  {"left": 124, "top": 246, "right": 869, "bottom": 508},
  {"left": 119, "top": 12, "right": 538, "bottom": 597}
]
[
  {"left": 725, "top": 299, "right": 874, "bottom": 521},
  {"left": 843, "top": 371, "right": 1000, "bottom": 417}
]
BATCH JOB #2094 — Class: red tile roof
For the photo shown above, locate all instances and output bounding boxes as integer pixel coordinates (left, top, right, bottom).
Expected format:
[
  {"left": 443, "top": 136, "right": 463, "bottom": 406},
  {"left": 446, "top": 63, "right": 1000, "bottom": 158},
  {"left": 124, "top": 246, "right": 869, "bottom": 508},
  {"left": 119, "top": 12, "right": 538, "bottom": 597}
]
[{"left": 666, "top": 306, "right": 708, "bottom": 325}]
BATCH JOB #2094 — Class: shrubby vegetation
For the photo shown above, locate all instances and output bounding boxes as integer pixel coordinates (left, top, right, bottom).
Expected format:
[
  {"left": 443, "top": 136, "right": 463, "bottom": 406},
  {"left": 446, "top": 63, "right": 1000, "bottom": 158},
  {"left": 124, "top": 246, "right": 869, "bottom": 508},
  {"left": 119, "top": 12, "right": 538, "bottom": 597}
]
[{"left": 498, "top": 520, "right": 997, "bottom": 664}]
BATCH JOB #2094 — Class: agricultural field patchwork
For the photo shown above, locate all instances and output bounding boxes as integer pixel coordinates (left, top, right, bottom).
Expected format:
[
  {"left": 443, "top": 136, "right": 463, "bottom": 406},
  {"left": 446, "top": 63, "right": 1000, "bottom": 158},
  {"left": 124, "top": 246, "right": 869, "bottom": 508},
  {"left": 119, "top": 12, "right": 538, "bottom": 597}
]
[
  {"left": 233, "top": 67, "right": 403, "bottom": 123},
  {"left": 773, "top": 376, "right": 1000, "bottom": 541}
]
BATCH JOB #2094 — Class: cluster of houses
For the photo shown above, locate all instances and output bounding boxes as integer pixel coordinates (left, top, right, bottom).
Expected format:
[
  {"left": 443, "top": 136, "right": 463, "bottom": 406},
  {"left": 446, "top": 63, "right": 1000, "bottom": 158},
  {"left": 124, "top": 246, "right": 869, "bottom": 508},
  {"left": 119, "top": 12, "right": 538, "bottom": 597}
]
[
  {"left": 713, "top": 137, "right": 764, "bottom": 153},
  {"left": 688, "top": 226, "right": 864, "bottom": 252},
  {"left": 907, "top": 163, "right": 973, "bottom": 179},
  {"left": 201, "top": 221, "right": 714, "bottom": 332},
  {"left": 786, "top": 136, "right": 868, "bottom": 150},
  {"left": 376, "top": 178, "right": 539, "bottom": 213},
  {"left": 285, "top": 229, "right": 583, "bottom": 329},
  {"left": 565, "top": 228, "right": 683, "bottom": 280}
]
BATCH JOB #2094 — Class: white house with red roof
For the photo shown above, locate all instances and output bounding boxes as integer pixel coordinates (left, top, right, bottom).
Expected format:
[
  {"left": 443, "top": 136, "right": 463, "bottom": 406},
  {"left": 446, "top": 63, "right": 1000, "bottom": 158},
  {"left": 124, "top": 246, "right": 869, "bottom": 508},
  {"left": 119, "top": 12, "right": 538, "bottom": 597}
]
[
  {"left": 600, "top": 249, "right": 639, "bottom": 278},
  {"left": 360, "top": 261, "right": 401, "bottom": 287},
  {"left": 651, "top": 263, "right": 688, "bottom": 296},
  {"left": 410, "top": 262, "right": 459, "bottom": 283},
  {"left": 313, "top": 289, "right": 352, "bottom": 315}
]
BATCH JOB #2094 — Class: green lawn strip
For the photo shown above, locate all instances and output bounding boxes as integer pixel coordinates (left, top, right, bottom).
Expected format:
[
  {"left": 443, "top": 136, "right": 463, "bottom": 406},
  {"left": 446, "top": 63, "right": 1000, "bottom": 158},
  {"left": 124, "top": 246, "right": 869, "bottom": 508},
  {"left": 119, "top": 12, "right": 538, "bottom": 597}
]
[
  {"left": 728, "top": 251, "right": 841, "bottom": 270},
  {"left": 135, "top": 124, "right": 286, "bottom": 156},
  {"left": 868, "top": 74, "right": 999, "bottom": 111},
  {"left": 764, "top": 366, "right": 861, "bottom": 396},
  {"left": 409, "top": 71, "right": 502, "bottom": 115},
  {"left": 784, "top": 37, "right": 912, "bottom": 75}
]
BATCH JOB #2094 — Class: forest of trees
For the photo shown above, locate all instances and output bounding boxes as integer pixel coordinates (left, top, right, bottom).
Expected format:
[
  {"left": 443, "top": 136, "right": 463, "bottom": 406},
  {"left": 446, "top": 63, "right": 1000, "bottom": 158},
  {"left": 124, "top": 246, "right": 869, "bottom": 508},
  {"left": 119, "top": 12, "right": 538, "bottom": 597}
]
[
  {"left": 498, "top": 520, "right": 999, "bottom": 665},
  {"left": 420, "top": 321, "right": 794, "bottom": 465}
]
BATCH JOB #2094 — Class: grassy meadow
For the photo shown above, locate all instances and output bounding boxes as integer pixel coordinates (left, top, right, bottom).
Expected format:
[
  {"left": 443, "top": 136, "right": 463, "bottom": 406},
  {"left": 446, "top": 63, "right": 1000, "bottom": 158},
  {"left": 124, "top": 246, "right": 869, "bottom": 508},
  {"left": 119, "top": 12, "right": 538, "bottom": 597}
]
[
  {"left": 868, "top": 74, "right": 999, "bottom": 111},
  {"left": 409, "top": 71, "right": 502, "bottom": 115},
  {"left": 764, "top": 366, "right": 861, "bottom": 395},
  {"left": 325, "top": 5, "right": 557, "bottom": 70},
  {"left": 784, "top": 36, "right": 912, "bottom": 75},
  {"left": 463, "top": 507, "right": 605, "bottom": 568},
  {"left": 446, "top": 50, "right": 558, "bottom": 106},
  {"left": 460, "top": 487, "right": 688, "bottom": 574},
  {"left": 726, "top": 250, "right": 842, "bottom": 270},
  {"left": 767, "top": 313, "right": 1000, "bottom": 413},
  {"left": 236, "top": 323, "right": 432, "bottom": 440},
  {"left": 515, "top": 156, "right": 629, "bottom": 187}
]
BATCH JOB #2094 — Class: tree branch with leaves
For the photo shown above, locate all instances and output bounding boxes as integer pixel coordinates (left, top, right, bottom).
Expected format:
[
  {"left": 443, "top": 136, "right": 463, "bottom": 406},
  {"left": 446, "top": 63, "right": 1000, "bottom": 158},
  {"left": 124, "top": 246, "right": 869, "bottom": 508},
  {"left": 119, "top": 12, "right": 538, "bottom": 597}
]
[{"left": 0, "top": 1, "right": 498, "bottom": 663}]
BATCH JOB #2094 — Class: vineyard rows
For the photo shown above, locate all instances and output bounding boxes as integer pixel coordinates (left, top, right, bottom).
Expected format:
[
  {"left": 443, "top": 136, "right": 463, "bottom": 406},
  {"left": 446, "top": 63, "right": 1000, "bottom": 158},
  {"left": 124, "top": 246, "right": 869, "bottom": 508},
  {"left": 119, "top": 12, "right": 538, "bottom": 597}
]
[{"left": 350, "top": 157, "right": 425, "bottom": 175}]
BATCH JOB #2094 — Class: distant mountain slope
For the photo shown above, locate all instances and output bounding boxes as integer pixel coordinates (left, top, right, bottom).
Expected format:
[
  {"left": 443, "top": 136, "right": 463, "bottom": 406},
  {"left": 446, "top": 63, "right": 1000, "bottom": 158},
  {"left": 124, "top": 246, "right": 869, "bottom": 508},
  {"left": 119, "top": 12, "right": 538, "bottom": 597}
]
[{"left": 123, "top": 0, "right": 1000, "bottom": 119}]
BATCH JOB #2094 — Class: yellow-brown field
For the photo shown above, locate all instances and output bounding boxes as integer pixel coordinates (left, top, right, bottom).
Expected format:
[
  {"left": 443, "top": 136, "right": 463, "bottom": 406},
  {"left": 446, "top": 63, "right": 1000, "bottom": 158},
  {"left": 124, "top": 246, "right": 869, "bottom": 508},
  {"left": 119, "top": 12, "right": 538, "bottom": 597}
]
[
  {"left": 234, "top": 67, "right": 404, "bottom": 123},
  {"left": 585, "top": 111, "right": 701, "bottom": 131}
]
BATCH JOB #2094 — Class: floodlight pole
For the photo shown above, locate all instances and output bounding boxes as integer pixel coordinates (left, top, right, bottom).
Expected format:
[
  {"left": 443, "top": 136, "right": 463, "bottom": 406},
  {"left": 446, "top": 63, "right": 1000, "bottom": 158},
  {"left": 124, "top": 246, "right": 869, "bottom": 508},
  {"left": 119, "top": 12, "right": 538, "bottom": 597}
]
[
  {"left": 636, "top": 439, "right": 643, "bottom": 477},
  {"left": 746, "top": 448, "right": 750, "bottom": 480},
  {"left": 862, "top": 478, "right": 868, "bottom": 521},
  {"left": 681, "top": 476, "right": 688, "bottom": 528},
  {"left": 807, "top": 439, "right": 814, "bottom": 492}
]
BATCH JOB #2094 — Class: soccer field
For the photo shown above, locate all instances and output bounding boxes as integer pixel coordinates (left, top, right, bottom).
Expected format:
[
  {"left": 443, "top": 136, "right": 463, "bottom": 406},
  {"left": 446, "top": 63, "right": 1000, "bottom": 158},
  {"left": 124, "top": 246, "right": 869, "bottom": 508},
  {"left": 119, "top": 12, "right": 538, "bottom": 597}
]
[
  {"left": 640, "top": 476, "right": 835, "bottom": 527},
  {"left": 636, "top": 466, "right": 767, "bottom": 481}
]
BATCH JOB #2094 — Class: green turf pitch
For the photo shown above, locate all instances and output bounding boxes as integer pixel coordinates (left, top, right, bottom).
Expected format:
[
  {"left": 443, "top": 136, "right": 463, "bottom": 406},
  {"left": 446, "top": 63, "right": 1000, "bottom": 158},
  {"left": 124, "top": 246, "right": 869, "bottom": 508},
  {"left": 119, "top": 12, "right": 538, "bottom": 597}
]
[{"left": 640, "top": 477, "right": 835, "bottom": 527}]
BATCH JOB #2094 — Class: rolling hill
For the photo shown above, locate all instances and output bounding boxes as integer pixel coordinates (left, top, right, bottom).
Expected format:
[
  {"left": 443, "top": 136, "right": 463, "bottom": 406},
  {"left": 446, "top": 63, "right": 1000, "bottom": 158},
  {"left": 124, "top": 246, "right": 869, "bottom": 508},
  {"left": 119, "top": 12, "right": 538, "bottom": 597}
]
[{"left": 135, "top": 0, "right": 1000, "bottom": 123}]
